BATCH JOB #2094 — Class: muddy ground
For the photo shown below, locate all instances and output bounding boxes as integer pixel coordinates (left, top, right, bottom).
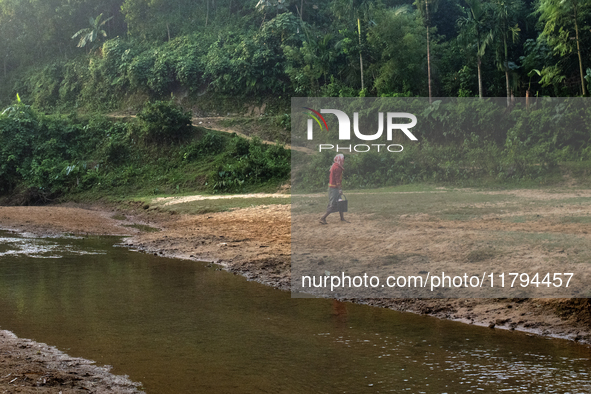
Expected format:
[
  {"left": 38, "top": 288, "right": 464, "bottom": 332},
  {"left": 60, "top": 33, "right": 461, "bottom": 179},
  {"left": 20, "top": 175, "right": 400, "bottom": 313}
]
[
  {"left": 1, "top": 189, "right": 591, "bottom": 391},
  {"left": 0, "top": 330, "right": 143, "bottom": 393}
]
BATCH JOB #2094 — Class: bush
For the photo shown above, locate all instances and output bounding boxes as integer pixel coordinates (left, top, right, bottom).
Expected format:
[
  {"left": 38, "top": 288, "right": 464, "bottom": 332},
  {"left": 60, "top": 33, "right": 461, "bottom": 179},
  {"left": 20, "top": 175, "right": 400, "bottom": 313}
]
[
  {"left": 198, "top": 132, "right": 225, "bottom": 155},
  {"left": 183, "top": 132, "right": 226, "bottom": 161},
  {"left": 137, "top": 100, "right": 192, "bottom": 144},
  {"left": 211, "top": 137, "right": 290, "bottom": 192},
  {"left": 0, "top": 102, "right": 93, "bottom": 199}
]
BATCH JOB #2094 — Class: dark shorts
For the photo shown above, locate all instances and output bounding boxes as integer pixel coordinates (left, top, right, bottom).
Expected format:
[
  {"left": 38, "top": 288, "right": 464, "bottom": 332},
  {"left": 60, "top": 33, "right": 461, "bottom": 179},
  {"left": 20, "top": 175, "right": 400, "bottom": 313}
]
[{"left": 327, "top": 187, "right": 340, "bottom": 213}]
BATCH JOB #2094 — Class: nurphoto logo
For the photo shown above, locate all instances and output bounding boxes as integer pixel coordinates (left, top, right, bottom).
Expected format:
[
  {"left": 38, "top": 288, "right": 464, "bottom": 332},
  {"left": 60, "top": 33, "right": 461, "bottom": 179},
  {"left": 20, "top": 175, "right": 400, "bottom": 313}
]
[{"left": 303, "top": 107, "right": 418, "bottom": 152}]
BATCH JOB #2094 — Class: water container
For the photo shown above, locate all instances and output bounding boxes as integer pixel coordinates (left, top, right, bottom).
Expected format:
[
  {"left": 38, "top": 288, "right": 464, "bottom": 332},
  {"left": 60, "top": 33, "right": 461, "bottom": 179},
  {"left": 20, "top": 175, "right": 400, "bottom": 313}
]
[{"left": 337, "top": 195, "right": 348, "bottom": 212}]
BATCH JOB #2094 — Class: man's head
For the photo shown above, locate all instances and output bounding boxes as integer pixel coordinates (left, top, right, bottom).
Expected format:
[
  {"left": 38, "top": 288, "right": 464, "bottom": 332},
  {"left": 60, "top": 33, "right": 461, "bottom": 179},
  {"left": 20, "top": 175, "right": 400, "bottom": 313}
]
[{"left": 334, "top": 153, "right": 344, "bottom": 167}]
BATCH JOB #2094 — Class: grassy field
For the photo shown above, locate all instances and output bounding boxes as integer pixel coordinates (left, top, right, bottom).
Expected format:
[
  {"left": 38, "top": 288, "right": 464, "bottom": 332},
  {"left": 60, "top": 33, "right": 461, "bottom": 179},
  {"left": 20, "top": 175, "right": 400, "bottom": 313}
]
[{"left": 291, "top": 185, "right": 591, "bottom": 298}]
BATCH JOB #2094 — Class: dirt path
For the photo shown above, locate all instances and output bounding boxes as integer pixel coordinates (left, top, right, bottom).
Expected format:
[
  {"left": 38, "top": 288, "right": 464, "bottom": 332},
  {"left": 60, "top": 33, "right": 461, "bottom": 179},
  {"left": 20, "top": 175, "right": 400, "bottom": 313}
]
[
  {"left": 153, "top": 193, "right": 290, "bottom": 206},
  {"left": 107, "top": 114, "right": 314, "bottom": 153},
  {"left": 191, "top": 116, "right": 314, "bottom": 153}
]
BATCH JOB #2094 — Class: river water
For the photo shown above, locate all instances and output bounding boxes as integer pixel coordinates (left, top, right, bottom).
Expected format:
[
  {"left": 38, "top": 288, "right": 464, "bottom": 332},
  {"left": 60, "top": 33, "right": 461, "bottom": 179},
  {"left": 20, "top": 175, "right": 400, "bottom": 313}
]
[{"left": 0, "top": 231, "right": 589, "bottom": 393}]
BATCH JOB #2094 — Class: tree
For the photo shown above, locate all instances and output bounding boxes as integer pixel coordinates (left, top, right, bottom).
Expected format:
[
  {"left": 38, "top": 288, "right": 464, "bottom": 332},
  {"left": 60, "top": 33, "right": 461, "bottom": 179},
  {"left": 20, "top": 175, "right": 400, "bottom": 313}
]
[
  {"left": 284, "top": 32, "right": 335, "bottom": 95},
  {"left": 536, "top": 0, "right": 591, "bottom": 96},
  {"left": 330, "top": 0, "right": 382, "bottom": 92},
  {"left": 72, "top": 13, "right": 114, "bottom": 51},
  {"left": 457, "top": 0, "right": 492, "bottom": 98},
  {"left": 490, "top": 0, "right": 523, "bottom": 105},
  {"left": 415, "top": 0, "right": 439, "bottom": 103},
  {"left": 256, "top": 0, "right": 290, "bottom": 17},
  {"left": 368, "top": 6, "right": 428, "bottom": 96}
]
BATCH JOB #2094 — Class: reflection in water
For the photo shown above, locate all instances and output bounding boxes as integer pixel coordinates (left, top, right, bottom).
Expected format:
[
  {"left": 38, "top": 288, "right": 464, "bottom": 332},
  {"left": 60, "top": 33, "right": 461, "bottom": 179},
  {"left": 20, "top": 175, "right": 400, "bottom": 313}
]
[
  {"left": 0, "top": 231, "right": 589, "bottom": 393},
  {"left": 331, "top": 299, "right": 349, "bottom": 328}
]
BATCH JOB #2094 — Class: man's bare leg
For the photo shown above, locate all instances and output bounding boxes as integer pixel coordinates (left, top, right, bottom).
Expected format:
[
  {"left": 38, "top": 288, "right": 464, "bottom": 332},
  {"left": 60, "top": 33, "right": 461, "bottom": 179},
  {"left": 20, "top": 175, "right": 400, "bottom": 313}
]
[{"left": 339, "top": 211, "right": 349, "bottom": 222}]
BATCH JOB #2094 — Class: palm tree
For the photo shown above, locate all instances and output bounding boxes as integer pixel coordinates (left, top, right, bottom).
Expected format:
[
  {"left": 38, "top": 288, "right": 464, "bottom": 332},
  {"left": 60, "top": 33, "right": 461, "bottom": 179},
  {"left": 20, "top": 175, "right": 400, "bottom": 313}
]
[
  {"left": 457, "top": 0, "right": 492, "bottom": 98},
  {"left": 331, "top": 0, "right": 380, "bottom": 92},
  {"left": 490, "top": 0, "right": 523, "bottom": 106},
  {"left": 415, "top": 0, "right": 439, "bottom": 103},
  {"left": 71, "top": 13, "right": 113, "bottom": 51}
]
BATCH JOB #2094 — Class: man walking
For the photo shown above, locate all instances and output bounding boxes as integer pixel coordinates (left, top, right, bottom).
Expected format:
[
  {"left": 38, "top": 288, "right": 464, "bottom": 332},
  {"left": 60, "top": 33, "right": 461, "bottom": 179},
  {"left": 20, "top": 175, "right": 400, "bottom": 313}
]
[{"left": 319, "top": 153, "right": 347, "bottom": 224}]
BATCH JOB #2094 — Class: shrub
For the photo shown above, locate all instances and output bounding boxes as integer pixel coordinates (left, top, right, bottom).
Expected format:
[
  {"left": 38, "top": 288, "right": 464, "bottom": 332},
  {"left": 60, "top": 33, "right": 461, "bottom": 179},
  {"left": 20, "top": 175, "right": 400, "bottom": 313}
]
[
  {"left": 211, "top": 137, "right": 290, "bottom": 192},
  {"left": 137, "top": 100, "right": 192, "bottom": 144},
  {"left": 183, "top": 132, "right": 226, "bottom": 161}
]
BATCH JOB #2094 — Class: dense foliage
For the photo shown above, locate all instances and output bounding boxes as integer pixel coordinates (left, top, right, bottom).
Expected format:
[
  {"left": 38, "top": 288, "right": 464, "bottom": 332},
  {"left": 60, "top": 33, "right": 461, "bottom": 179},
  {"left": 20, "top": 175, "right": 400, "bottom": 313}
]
[
  {"left": 0, "top": 0, "right": 590, "bottom": 200},
  {"left": 1, "top": 0, "right": 590, "bottom": 111},
  {"left": 294, "top": 98, "right": 591, "bottom": 191},
  {"left": 137, "top": 100, "right": 192, "bottom": 144},
  {"left": 0, "top": 100, "right": 290, "bottom": 202}
]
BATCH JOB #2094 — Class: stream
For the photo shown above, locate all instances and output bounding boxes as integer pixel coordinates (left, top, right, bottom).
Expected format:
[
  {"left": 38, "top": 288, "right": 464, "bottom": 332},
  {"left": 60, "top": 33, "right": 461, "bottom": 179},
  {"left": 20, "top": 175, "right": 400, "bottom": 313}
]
[{"left": 0, "top": 230, "right": 589, "bottom": 393}]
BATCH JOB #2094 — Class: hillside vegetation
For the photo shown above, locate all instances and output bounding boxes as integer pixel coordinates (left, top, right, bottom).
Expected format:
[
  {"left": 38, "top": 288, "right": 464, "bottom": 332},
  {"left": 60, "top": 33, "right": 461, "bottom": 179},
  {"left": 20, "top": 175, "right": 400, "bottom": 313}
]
[
  {"left": 0, "top": 100, "right": 290, "bottom": 204},
  {"left": 0, "top": 0, "right": 590, "bottom": 201},
  {"left": 1, "top": 0, "right": 590, "bottom": 112}
]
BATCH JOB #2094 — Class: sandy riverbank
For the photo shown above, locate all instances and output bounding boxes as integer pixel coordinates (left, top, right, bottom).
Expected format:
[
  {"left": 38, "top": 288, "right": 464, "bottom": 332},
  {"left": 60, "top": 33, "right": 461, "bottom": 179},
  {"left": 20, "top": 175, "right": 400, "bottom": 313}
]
[
  {"left": 0, "top": 198, "right": 590, "bottom": 391},
  {"left": 2, "top": 201, "right": 590, "bottom": 342}
]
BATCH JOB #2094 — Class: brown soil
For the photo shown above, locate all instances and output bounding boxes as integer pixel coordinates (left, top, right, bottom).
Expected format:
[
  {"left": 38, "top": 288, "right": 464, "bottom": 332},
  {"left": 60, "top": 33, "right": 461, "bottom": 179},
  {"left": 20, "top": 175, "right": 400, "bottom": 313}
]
[
  {"left": 0, "top": 206, "right": 137, "bottom": 237},
  {"left": 1, "top": 192, "right": 591, "bottom": 392},
  {"left": 0, "top": 330, "right": 143, "bottom": 393},
  {"left": 126, "top": 204, "right": 292, "bottom": 290}
]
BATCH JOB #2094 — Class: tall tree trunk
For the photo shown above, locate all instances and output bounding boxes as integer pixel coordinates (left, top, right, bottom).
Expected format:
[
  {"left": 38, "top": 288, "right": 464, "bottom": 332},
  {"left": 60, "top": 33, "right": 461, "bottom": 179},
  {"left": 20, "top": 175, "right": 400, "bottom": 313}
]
[
  {"left": 358, "top": 18, "right": 364, "bottom": 91},
  {"left": 425, "top": 0, "right": 432, "bottom": 104},
  {"left": 205, "top": 0, "right": 209, "bottom": 27},
  {"left": 505, "top": 70, "right": 510, "bottom": 104},
  {"left": 574, "top": 8, "right": 586, "bottom": 96},
  {"left": 301, "top": 0, "right": 304, "bottom": 20},
  {"left": 504, "top": 36, "right": 510, "bottom": 107},
  {"left": 476, "top": 29, "right": 483, "bottom": 98},
  {"left": 477, "top": 56, "right": 483, "bottom": 98}
]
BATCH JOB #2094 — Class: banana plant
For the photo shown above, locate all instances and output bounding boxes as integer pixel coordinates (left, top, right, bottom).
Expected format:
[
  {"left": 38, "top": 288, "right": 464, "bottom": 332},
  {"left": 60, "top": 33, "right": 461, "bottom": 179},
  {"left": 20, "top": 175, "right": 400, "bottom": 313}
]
[{"left": 71, "top": 13, "right": 114, "bottom": 52}]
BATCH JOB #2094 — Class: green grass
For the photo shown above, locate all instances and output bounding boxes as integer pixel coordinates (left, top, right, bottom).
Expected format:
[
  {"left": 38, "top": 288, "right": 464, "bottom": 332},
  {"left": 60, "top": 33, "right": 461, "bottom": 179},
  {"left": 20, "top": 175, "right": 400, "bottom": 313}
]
[
  {"left": 558, "top": 215, "right": 591, "bottom": 224},
  {"left": 292, "top": 189, "right": 517, "bottom": 219},
  {"left": 501, "top": 214, "right": 591, "bottom": 224},
  {"left": 58, "top": 126, "right": 290, "bottom": 204},
  {"left": 345, "top": 184, "right": 443, "bottom": 193},
  {"left": 503, "top": 215, "right": 541, "bottom": 224}
]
